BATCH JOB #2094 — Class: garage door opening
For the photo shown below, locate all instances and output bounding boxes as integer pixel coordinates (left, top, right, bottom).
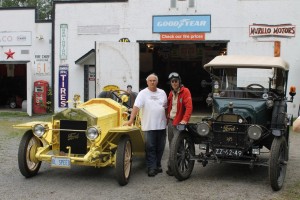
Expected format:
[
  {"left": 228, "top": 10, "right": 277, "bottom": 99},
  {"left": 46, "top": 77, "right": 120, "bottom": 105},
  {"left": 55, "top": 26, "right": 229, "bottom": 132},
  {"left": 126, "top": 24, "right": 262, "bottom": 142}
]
[
  {"left": 0, "top": 64, "right": 27, "bottom": 110},
  {"left": 139, "top": 41, "right": 227, "bottom": 113}
]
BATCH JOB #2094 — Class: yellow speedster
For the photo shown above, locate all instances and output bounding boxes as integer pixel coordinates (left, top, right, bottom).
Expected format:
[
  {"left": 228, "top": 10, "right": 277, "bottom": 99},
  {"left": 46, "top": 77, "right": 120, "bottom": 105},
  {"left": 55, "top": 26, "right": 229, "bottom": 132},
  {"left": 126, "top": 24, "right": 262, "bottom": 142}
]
[{"left": 14, "top": 90, "right": 144, "bottom": 186}]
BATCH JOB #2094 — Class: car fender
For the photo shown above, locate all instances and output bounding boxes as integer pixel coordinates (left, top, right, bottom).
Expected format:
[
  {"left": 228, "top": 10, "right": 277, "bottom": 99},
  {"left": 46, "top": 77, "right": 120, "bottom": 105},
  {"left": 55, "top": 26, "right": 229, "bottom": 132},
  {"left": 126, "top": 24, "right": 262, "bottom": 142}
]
[{"left": 106, "top": 126, "right": 145, "bottom": 157}]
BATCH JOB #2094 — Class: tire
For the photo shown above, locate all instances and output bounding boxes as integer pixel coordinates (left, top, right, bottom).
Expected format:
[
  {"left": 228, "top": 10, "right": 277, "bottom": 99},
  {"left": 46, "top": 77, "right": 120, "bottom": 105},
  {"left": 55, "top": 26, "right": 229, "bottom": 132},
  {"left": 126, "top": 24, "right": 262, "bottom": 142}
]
[
  {"left": 170, "top": 132, "right": 195, "bottom": 181},
  {"left": 285, "top": 126, "right": 290, "bottom": 161},
  {"left": 271, "top": 101, "right": 287, "bottom": 130},
  {"left": 18, "top": 131, "right": 42, "bottom": 178},
  {"left": 269, "top": 136, "right": 288, "bottom": 191},
  {"left": 115, "top": 135, "right": 132, "bottom": 186},
  {"left": 9, "top": 101, "right": 17, "bottom": 109}
]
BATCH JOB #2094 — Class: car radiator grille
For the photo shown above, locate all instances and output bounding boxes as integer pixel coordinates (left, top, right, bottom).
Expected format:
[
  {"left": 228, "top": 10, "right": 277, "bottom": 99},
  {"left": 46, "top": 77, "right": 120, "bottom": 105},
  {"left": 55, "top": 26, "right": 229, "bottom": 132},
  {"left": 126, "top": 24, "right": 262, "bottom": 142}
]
[
  {"left": 212, "top": 121, "right": 248, "bottom": 149},
  {"left": 60, "top": 120, "right": 87, "bottom": 154}
]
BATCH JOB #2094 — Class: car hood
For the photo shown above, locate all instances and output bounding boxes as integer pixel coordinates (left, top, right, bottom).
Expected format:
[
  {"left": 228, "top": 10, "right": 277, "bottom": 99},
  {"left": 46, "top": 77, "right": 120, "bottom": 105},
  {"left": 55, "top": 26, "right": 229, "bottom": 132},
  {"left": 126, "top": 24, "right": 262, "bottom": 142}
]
[
  {"left": 213, "top": 98, "right": 267, "bottom": 122},
  {"left": 53, "top": 103, "right": 120, "bottom": 125},
  {"left": 53, "top": 108, "right": 98, "bottom": 125}
]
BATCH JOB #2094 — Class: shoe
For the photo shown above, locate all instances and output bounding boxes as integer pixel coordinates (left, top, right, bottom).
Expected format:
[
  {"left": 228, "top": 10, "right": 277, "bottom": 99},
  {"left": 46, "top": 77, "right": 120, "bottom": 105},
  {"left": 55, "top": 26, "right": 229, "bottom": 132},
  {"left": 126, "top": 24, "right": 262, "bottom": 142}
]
[
  {"left": 156, "top": 167, "right": 163, "bottom": 173},
  {"left": 148, "top": 169, "right": 157, "bottom": 177},
  {"left": 166, "top": 167, "right": 174, "bottom": 176}
]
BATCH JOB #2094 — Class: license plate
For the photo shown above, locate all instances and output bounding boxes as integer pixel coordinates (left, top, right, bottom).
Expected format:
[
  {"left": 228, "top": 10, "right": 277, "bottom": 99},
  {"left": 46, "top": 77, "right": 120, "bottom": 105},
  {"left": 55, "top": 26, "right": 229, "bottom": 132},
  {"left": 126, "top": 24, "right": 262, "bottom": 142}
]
[
  {"left": 51, "top": 157, "right": 71, "bottom": 168},
  {"left": 215, "top": 148, "right": 243, "bottom": 157}
]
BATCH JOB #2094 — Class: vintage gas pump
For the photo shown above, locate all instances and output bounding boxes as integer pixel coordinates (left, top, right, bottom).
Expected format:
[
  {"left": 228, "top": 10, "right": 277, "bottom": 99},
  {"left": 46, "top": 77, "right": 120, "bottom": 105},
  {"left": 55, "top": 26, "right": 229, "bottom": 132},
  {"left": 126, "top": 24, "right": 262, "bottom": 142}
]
[{"left": 33, "top": 80, "right": 49, "bottom": 114}]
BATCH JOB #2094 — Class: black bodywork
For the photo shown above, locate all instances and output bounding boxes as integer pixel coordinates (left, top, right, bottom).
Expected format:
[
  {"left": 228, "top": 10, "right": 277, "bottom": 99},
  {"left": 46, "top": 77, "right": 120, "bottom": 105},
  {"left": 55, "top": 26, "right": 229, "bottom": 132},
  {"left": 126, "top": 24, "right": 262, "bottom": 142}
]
[{"left": 169, "top": 55, "right": 296, "bottom": 191}]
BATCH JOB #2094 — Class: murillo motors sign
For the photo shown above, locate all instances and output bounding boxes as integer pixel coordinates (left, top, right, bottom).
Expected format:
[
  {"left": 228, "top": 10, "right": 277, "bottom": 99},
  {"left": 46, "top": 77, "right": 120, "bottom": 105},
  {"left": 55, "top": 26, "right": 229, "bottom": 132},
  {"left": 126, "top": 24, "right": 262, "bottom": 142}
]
[
  {"left": 249, "top": 24, "right": 296, "bottom": 37},
  {"left": 153, "top": 15, "right": 211, "bottom": 33}
]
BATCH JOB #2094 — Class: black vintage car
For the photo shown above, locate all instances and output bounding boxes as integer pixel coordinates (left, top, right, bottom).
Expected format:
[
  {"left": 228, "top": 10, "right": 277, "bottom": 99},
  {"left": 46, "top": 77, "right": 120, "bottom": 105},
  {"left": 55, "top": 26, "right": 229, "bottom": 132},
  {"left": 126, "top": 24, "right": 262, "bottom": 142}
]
[{"left": 169, "top": 55, "right": 296, "bottom": 191}]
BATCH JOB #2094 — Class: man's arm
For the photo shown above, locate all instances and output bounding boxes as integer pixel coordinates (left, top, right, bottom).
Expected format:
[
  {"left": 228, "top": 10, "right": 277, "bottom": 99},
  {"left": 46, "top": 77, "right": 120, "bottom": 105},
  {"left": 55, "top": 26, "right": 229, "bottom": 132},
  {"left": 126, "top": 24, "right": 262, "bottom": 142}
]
[
  {"left": 181, "top": 88, "right": 193, "bottom": 124},
  {"left": 124, "top": 106, "right": 139, "bottom": 126}
]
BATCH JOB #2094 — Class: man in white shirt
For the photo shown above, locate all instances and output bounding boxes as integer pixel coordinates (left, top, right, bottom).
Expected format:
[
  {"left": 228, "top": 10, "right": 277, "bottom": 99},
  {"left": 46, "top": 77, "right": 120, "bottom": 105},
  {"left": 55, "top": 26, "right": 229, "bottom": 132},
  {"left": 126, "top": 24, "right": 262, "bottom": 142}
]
[{"left": 124, "top": 73, "right": 167, "bottom": 177}]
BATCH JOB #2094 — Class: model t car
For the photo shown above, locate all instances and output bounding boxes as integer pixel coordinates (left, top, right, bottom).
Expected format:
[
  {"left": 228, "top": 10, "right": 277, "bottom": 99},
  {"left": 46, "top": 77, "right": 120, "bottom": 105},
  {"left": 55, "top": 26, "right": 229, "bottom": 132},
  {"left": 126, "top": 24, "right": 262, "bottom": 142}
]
[
  {"left": 169, "top": 55, "right": 296, "bottom": 191},
  {"left": 14, "top": 89, "right": 144, "bottom": 186}
]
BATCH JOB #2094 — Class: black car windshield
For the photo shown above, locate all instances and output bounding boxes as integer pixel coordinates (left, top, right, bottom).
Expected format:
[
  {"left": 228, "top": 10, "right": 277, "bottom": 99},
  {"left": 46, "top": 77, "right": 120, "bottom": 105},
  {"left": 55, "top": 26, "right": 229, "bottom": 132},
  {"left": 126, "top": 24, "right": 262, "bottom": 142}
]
[{"left": 211, "top": 67, "right": 285, "bottom": 99}]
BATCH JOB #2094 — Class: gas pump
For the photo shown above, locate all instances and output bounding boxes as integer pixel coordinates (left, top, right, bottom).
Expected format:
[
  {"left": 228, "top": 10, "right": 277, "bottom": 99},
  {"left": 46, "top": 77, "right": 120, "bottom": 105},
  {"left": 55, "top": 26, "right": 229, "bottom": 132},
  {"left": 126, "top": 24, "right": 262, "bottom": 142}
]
[{"left": 33, "top": 80, "right": 49, "bottom": 114}]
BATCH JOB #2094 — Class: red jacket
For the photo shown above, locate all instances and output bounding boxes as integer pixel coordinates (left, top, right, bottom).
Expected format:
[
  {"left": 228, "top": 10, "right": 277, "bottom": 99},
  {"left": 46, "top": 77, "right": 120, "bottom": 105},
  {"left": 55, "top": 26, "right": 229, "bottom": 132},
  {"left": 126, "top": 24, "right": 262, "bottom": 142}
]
[{"left": 167, "top": 86, "right": 193, "bottom": 125}]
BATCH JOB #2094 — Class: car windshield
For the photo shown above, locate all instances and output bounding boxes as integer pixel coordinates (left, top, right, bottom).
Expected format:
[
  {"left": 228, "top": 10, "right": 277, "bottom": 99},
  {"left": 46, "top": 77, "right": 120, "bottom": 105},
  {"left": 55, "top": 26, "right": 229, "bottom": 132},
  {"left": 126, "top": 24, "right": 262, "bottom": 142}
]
[{"left": 210, "top": 67, "right": 285, "bottom": 99}]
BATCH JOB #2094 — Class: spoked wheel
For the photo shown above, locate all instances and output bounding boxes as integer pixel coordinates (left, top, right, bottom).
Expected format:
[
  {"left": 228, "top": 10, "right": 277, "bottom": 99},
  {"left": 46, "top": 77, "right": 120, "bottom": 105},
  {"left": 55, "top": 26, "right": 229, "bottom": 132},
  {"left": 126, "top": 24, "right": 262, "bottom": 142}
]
[
  {"left": 269, "top": 136, "right": 288, "bottom": 191},
  {"left": 18, "top": 131, "right": 42, "bottom": 178},
  {"left": 170, "top": 132, "right": 195, "bottom": 181},
  {"left": 115, "top": 135, "right": 132, "bottom": 186}
]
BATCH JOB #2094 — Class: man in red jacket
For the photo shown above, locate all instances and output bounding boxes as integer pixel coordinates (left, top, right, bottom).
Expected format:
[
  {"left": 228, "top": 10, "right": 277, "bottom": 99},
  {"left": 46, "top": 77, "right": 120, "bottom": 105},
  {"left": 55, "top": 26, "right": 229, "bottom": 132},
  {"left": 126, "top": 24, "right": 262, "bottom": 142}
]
[{"left": 166, "top": 72, "right": 193, "bottom": 176}]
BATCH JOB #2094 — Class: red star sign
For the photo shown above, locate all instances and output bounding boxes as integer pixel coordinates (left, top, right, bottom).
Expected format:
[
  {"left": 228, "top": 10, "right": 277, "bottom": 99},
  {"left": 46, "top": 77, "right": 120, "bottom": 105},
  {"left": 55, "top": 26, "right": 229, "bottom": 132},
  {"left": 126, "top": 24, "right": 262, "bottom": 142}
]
[{"left": 5, "top": 49, "right": 15, "bottom": 59}]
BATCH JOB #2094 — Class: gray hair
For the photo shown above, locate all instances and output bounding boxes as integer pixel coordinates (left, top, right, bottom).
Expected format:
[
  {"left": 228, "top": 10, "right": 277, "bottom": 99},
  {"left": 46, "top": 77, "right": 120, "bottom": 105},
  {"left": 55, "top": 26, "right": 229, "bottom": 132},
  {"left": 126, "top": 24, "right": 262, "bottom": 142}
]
[{"left": 146, "top": 73, "right": 158, "bottom": 82}]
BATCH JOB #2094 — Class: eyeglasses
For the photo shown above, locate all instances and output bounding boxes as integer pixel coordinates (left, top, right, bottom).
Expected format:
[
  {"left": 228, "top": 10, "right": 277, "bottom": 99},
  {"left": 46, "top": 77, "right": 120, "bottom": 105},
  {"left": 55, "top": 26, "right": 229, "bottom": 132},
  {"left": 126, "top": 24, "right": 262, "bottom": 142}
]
[
  {"left": 168, "top": 72, "right": 180, "bottom": 80},
  {"left": 171, "top": 79, "right": 179, "bottom": 83}
]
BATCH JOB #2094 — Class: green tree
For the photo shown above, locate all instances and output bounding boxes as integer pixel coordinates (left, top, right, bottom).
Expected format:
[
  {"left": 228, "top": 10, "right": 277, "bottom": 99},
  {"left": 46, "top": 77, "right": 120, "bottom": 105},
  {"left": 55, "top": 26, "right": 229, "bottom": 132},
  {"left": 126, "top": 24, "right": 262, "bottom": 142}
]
[{"left": 1, "top": 0, "right": 52, "bottom": 20}]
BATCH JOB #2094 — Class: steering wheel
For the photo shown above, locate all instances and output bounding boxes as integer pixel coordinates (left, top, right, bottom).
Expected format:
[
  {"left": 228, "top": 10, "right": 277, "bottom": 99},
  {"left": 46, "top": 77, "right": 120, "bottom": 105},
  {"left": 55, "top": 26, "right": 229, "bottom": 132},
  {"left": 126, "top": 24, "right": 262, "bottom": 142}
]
[
  {"left": 111, "top": 89, "right": 132, "bottom": 108},
  {"left": 246, "top": 84, "right": 265, "bottom": 90},
  {"left": 246, "top": 84, "right": 265, "bottom": 98}
]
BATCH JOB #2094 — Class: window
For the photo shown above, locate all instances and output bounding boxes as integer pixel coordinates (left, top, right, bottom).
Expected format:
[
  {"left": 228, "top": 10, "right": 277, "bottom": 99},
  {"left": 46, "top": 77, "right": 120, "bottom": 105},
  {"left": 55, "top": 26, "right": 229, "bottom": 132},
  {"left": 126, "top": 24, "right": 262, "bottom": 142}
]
[
  {"left": 170, "top": 0, "right": 195, "bottom": 8},
  {"left": 189, "top": 0, "right": 195, "bottom": 8},
  {"left": 170, "top": 0, "right": 176, "bottom": 8}
]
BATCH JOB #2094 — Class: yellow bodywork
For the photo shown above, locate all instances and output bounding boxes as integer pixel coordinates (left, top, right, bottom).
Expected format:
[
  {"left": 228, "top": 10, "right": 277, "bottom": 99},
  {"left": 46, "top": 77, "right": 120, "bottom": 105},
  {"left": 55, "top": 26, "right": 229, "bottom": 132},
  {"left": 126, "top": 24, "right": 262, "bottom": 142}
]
[{"left": 14, "top": 98, "right": 144, "bottom": 168}]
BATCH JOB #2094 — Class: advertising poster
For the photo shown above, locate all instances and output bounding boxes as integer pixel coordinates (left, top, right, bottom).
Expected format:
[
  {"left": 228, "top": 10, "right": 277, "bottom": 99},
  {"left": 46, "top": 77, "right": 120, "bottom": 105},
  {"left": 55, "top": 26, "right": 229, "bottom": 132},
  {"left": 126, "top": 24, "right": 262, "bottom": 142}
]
[{"left": 59, "top": 65, "right": 69, "bottom": 108}]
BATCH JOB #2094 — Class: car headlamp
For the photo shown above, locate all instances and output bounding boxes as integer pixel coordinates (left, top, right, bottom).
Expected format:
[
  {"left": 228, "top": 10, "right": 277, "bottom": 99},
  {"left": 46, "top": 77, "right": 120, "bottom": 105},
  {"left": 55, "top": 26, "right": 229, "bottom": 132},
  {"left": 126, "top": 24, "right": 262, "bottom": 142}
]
[
  {"left": 247, "top": 125, "right": 262, "bottom": 140},
  {"left": 196, "top": 122, "right": 210, "bottom": 136},
  {"left": 86, "top": 126, "right": 100, "bottom": 140},
  {"left": 266, "top": 99, "right": 274, "bottom": 109},
  {"left": 33, "top": 124, "right": 46, "bottom": 137}
]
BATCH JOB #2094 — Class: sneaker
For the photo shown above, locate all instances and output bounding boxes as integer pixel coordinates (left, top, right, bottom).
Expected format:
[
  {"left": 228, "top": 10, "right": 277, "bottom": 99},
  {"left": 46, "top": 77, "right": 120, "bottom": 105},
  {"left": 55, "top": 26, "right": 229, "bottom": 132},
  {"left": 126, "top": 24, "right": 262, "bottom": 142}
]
[
  {"left": 156, "top": 167, "right": 163, "bottom": 173},
  {"left": 148, "top": 169, "right": 157, "bottom": 177}
]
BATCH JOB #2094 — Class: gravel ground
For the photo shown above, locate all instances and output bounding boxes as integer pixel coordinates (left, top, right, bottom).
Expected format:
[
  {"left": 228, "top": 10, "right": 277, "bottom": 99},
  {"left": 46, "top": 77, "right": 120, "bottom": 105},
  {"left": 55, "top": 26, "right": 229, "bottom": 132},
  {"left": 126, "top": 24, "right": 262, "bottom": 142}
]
[{"left": 1, "top": 112, "right": 300, "bottom": 200}]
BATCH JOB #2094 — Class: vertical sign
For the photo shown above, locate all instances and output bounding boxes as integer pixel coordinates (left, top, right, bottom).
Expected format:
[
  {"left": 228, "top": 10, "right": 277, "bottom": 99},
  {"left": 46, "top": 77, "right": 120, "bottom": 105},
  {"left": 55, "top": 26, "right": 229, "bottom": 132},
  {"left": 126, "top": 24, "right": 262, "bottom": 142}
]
[
  {"left": 60, "top": 24, "right": 68, "bottom": 60},
  {"left": 274, "top": 41, "right": 281, "bottom": 57},
  {"left": 59, "top": 65, "right": 68, "bottom": 108}
]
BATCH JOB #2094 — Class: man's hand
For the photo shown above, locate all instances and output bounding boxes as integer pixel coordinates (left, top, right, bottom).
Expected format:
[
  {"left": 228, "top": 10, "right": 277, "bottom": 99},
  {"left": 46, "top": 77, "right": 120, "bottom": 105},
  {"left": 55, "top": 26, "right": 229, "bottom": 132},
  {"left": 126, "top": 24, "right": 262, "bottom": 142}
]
[
  {"left": 123, "top": 120, "right": 133, "bottom": 126},
  {"left": 179, "top": 120, "right": 187, "bottom": 125},
  {"left": 123, "top": 106, "right": 139, "bottom": 126}
]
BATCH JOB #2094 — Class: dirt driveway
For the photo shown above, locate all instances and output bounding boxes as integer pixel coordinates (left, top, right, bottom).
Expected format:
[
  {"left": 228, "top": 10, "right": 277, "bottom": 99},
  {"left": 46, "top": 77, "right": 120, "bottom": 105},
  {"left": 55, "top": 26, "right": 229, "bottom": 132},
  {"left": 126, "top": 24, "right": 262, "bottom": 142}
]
[{"left": 1, "top": 112, "right": 300, "bottom": 200}]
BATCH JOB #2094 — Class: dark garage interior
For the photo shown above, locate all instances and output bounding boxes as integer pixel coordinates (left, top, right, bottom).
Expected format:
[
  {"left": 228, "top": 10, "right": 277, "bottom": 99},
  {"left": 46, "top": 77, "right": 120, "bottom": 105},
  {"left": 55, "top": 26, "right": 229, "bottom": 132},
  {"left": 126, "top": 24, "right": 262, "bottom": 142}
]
[
  {"left": 0, "top": 64, "right": 27, "bottom": 109},
  {"left": 139, "top": 41, "right": 227, "bottom": 113}
]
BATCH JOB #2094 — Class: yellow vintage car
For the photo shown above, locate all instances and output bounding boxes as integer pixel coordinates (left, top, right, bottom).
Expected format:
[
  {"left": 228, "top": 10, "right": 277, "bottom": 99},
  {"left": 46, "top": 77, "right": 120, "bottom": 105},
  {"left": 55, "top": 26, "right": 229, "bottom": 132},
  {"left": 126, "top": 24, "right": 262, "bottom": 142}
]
[{"left": 14, "top": 89, "right": 144, "bottom": 186}]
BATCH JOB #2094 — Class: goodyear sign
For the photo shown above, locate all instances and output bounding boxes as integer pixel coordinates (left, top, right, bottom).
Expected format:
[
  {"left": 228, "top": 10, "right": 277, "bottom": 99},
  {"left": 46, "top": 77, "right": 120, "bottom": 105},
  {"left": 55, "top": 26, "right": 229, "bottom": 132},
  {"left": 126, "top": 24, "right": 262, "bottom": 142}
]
[{"left": 153, "top": 15, "right": 211, "bottom": 33}]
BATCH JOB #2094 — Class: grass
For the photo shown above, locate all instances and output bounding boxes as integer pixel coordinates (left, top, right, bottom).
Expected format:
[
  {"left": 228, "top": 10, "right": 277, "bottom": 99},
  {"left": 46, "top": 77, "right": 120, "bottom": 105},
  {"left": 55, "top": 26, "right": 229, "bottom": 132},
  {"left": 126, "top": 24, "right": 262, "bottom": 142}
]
[
  {"left": 0, "top": 112, "right": 52, "bottom": 139},
  {"left": 0, "top": 111, "right": 52, "bottom": 120},
  {"left": 0, "top": 111, "right": 29, "bottom": 117}
]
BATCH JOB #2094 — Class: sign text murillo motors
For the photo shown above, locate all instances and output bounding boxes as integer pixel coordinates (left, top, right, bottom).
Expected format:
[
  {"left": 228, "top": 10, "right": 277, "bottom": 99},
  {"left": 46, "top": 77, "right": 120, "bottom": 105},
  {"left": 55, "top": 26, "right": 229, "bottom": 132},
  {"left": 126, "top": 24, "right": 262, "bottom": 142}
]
[
  {"left": 153, "top": 15, "right": 211, "bottom": 33},
  {"left": 249, "top": 24, "right": 296, "bottom": 37}
]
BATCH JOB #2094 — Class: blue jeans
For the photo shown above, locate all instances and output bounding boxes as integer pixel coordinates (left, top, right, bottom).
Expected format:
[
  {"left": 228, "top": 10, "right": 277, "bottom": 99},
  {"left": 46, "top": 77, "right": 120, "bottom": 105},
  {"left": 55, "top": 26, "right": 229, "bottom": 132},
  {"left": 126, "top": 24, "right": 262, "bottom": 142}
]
[{"left": 144, "top": 129, "right": 166, "bottom": 170}]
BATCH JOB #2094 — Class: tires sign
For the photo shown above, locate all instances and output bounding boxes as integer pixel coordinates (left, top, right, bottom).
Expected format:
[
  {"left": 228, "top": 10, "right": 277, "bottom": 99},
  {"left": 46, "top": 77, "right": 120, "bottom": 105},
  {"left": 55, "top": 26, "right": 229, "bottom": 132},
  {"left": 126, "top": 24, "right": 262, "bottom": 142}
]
[{"left": 59, "top": 65, "right": 69, "bottom": 108}]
